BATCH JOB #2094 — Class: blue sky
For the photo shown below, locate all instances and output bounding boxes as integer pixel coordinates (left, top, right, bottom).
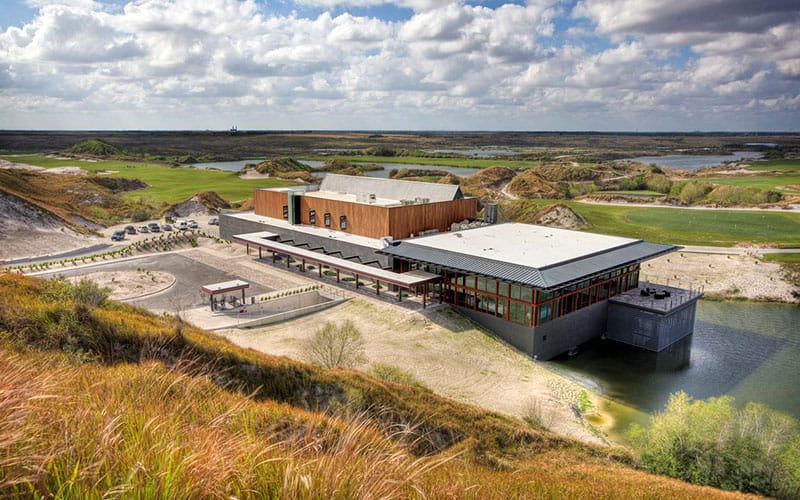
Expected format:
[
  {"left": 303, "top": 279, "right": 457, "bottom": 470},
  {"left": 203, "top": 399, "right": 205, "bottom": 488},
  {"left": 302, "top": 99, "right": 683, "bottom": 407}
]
[{"left": 1, "top": 0, "right": 798, "bottom": 131}]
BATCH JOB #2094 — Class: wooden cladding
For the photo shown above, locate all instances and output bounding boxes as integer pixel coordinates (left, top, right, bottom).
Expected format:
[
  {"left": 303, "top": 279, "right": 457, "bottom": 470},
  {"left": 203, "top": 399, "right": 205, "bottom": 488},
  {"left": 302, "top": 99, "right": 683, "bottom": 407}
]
[{"left": 253, "top": 189, "right": 477, "bottom": 239}]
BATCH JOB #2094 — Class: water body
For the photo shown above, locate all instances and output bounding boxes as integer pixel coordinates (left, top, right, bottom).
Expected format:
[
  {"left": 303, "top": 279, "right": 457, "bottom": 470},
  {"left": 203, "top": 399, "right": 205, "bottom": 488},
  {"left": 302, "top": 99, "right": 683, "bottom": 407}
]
[
  {"left": 624, "top": 151, "right": 764, "bottom": 170},
  {"left": 192, "top": 159, "right": 481, "bottom": 178},
  {"left": 549, "top": 301, "right": 800, "bottom": 435}
]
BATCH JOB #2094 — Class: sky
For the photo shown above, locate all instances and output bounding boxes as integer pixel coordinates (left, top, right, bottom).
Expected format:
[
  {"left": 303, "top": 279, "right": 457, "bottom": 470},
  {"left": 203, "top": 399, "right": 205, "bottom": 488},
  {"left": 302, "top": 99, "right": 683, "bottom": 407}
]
[{"left": 0, "top": 0, "right": 798, "bottom": 131}]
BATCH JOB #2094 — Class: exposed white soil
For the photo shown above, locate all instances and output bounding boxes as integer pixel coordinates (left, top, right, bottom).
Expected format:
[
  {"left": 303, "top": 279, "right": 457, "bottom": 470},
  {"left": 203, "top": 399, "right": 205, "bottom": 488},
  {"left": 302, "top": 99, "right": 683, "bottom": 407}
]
[
  {"left": 76, "top": 270, "right": 175, "bottom": 300},
  {"left": 0, "top": 191, "right": 103, "bottom": 262},
  {"left": 643, "top": 252, "right": 797, "bottom": 302}
]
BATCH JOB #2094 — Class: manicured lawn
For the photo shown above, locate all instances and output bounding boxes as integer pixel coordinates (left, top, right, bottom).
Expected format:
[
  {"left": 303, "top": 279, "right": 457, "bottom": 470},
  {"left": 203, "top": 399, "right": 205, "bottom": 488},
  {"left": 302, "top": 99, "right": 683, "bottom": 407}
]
[
  {"left": 1, "top": 154, "right": 293, "bottom": 204},
  {"left": 703, "top": 159, "right": 800, "bottom": 192},
  {"left": 565, "top": 201, "right": 800, "bottom": 247},
  {"left": 762, "top": 253, "right": 800, "bottom": 263}
]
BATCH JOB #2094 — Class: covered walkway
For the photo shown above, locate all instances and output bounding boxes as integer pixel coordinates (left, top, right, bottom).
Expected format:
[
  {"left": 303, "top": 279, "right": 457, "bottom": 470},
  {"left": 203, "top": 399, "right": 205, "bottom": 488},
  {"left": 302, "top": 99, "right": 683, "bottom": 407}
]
[{"left": 233, "top": 231, "right": 441, "bottom": 307}]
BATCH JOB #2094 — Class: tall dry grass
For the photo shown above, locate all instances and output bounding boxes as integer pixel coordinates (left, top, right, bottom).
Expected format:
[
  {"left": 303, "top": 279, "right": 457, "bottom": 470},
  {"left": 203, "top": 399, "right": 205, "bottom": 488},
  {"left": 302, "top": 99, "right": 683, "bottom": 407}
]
[{"left": 0, "top": 349, "right": 452, "bottom": 498}]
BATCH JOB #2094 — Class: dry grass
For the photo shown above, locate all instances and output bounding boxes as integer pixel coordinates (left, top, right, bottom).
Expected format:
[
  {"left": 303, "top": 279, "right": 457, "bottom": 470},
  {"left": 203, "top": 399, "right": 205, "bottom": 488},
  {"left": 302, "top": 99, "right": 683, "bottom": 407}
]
[{"left": 0, "top": 272, "right": 758, "bottom": 498}]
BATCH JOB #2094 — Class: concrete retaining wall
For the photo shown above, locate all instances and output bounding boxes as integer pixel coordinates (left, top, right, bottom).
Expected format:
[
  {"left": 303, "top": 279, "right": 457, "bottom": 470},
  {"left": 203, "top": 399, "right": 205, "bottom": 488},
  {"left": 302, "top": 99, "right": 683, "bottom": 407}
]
[
  {"left": 236, "top": 291, "right": 348, "bottom": 328},
  {"left": 456, "top": 306, "right": 535, "bottom": 356}
]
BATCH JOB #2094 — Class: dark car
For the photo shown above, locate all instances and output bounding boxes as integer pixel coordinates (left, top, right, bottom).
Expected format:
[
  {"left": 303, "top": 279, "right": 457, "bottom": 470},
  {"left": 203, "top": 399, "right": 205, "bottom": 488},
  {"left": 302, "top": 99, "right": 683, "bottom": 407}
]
[
  {"left": 124, "top": 225, "right": 136, "bottom": 235},
  {"left": 208, "top": 217, "right": 219, "bottom": 225},
  {"left": 111, "top": 230, "right": 126, "bottom": 241},
  {"left": 164, "top": 215, "right": 175, "bottom": 224},
  {"left": 148, "top": 222, "right": 161, "bottom": 233},
  {"left": 162, "top": 224, "right": 173, "bottom": 231}
]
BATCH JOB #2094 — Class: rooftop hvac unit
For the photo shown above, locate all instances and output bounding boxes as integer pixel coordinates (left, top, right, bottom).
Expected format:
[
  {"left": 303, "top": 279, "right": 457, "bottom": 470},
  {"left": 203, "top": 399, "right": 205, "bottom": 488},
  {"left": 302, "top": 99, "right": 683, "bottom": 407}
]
[
  {"left": 414, "top": 197, "right": 430, "bottom": 204},
  {"left": 401, "top": 199, "right": 415, "bottom": 206}
]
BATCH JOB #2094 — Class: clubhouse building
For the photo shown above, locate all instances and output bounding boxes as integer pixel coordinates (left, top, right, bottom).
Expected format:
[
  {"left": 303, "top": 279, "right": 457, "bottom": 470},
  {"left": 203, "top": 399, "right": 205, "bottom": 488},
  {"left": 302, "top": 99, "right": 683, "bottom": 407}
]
[{"left": 221, "top": 174, "right": 702, "bottom": 360}]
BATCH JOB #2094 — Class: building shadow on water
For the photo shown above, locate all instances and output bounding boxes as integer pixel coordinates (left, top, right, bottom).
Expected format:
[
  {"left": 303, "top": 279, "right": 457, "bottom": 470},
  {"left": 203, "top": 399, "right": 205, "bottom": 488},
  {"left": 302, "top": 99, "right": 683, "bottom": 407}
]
[{"left": 549, "top": 319, "right": 785, "bottom": 414}]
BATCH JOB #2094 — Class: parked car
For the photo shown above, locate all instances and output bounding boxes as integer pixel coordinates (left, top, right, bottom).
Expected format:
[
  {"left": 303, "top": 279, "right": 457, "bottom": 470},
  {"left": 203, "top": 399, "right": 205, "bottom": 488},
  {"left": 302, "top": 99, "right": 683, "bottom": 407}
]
[
  {"left": 138, "top": 225, "right": 149, "bottom": 233},
  {"left": 162, "top": 224, "right": 173, "bottom": 231},
  {"left": 148, "top": 222, "right": 161, "bottom": 233},
  {"left": 208, "top": 217, "right": 219, "bottom": 225},
  {"left": 124, "top": 225, "right": 136, "bottom": 235},
  {"left": 164, "top": 215, "right": 175, "bottom": 224},
  {"left": 175, "top": 219, "right": 189, "bottom": 230},
  {"left": 187, "top": 219, "right": 198, "bottom": 229},
  {"left": 111, "top": 230, "right": 126, "bottom": 241}
]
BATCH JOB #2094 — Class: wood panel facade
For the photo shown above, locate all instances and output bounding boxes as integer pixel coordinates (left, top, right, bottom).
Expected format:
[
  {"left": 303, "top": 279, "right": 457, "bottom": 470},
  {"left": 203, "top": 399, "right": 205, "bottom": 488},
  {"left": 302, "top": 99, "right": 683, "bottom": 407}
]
[{"left": 253, "top": 188, "right": 477, "bottom": 240}]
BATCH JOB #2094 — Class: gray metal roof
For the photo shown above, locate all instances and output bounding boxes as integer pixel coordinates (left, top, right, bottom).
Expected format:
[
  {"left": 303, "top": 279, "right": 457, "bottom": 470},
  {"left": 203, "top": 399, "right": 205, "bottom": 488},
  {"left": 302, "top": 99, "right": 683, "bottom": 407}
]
[
  {"left": 233, "top": 231, "right": 441, "bottom": 288},
  {"left": 381, "top": 239, "right": 676, "bottom": 289},
  {"left": 319, "top": 174, "right": 463, "bottom": 202}
]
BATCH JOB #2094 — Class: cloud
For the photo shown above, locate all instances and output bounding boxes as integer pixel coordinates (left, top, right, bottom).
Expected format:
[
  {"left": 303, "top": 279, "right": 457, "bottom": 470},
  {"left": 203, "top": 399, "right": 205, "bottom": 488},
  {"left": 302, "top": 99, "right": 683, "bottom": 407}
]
[{"left": 0, "top": 0, "right": 797, "bottom": 130}]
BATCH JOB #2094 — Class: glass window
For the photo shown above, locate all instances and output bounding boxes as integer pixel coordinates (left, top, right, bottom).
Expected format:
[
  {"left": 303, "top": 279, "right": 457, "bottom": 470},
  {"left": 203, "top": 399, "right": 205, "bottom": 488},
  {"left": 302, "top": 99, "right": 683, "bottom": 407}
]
[
  {"left": 464, "top": 276, "right": 476, "bottom": 289},
  {"left": 282, "top": 205, "right": 288, "bottom": 219},
  {"left": 521, "top": 287, "right": 533, "bottom": 302},
  {"left": 339, "top": 215, "right": 347, "bottom": 229},
  {"left": 324, "top": 212, "right": 331, "bottom": 227},
  {"left": 309, "top": 210, "right": 316, "bottom": 224},
  {"left": 497, "top": 282, "right": 509, "bottom": 297}
]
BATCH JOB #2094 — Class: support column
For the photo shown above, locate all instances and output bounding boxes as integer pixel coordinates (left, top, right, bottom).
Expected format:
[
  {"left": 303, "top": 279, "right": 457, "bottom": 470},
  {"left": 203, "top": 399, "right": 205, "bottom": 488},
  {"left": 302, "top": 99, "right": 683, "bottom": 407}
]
[
  {"left": 336, "top": 269, "right": 340, "bottom": 282},
  {"left": 376, "top": 281, "right": 380, "bottom": 296},
  {"left": 209, "top": 294, "right": 213, "bottom": 311},
  {"left": 258, "top": 247, "right": 262, "bottom": 259},
  {"left": 241, "top": 288, "right": 245, "bottom": 304},
  {"left": 318, "top": 265, "right": 322, "bottom": 277},
  {"left": 272, "top": 251, "right": 276, "bottom": 263},
  {"left": 301, "top": 259, "right": 306, "bottom": 272},
  {"left": 355, "top": 275, "right": 359, "bottom": 288},
  {"left": 246, "top": 243, "right": 250, "bottom": 256},
  {"left": 423, "top": 282, "right": 427, "bottom": 308}
]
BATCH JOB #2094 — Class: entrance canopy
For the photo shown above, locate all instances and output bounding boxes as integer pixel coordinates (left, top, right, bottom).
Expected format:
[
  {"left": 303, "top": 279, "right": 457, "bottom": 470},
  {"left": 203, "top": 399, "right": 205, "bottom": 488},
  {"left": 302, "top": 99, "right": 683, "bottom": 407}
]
[
  {"left": 200, "top": 280, "right": 250, "bottom": 295},
  {"left": 200, "top": 280, "right": 250, "bottom": 311}
]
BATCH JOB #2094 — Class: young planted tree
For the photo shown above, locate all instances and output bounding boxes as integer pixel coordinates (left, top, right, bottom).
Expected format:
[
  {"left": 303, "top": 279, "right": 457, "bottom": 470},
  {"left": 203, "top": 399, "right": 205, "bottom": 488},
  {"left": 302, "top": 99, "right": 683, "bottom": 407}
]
[{"left": 303, "top": 320, "right": 367, "bottom": 369}]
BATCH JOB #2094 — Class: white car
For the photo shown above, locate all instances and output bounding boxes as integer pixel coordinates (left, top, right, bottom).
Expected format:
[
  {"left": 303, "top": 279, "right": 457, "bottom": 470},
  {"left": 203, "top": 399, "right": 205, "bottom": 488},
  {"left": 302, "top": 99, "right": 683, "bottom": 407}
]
[
  {"left": 175, "top": 219, "right": 189, "bottom": 230},
  {"left": 187, "top": 219, "right": 198, "bottom": 229}
]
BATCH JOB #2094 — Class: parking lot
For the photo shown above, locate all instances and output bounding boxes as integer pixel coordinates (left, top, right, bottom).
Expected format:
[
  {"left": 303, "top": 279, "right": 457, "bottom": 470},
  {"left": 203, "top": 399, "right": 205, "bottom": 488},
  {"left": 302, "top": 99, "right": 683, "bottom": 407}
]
[{"left": 41, "top": 252, "right": 272, "bottom": 313}]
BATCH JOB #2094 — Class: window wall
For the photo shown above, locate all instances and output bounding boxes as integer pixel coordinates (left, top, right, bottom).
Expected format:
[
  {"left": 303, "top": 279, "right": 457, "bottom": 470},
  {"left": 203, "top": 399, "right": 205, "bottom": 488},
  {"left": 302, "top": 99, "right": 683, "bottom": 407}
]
[{"left": 401, "top": 260, "right": 640, "bottom": 328}]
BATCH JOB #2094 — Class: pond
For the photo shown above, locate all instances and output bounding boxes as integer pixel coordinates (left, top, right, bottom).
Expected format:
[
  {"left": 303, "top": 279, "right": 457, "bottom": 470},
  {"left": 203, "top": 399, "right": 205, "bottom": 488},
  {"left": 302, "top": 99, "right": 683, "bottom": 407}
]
[
  {"left": 623, "top": 151, "right": 764, "bottom": 170},
  {"left": 548, "top": 300, "right": 800, "bottom": 438},
  {"left": 191, "top": 159, "right": 482, "bottom": 178}
]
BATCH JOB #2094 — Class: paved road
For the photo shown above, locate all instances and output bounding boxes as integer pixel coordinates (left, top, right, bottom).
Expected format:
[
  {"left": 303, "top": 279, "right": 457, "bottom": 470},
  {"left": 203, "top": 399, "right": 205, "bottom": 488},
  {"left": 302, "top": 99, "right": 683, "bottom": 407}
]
[{"left": 38, "top": 253, "right": 272, "bottom": 312}]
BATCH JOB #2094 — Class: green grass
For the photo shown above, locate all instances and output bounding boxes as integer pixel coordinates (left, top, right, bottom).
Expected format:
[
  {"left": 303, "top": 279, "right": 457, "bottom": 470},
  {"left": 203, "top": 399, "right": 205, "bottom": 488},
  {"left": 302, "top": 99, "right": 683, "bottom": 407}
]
[
  {"left": 702, "top": 159, "right": 800, "bottom": 192},
  {"left": 564, "top": 202, "right": 800, "bottom": 247},
  {"left": 762, "top": 253, "right": 800, "bottom": 263},
  {"left": 1, "top": 154, "right": 294, "bottom": 204}
]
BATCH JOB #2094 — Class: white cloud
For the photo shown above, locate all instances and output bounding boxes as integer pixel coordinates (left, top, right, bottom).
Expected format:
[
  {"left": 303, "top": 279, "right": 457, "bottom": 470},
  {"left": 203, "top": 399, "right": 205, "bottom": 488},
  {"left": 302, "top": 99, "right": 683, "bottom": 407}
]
[{"left": 0, "top": 0, "right": 797, "bottom": 130}]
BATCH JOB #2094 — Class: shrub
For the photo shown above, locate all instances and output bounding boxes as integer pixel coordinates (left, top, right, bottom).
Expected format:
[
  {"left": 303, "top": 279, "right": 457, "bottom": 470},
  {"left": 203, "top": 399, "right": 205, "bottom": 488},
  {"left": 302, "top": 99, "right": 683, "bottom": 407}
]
[
  {"left": 628, "top": 392, "right": 800, "bottom": 497},
  {"left": 303, "top": 321, "right": 366, "bottom": 369},
  {"left": 130, "top": 208, "right": 150, "bottom": 222},
  {"left": 370, "top": 363, "right": 426, "bottom": 389},
  {"left": 71, "top": 278, "right": 111, "bottom": 307}
]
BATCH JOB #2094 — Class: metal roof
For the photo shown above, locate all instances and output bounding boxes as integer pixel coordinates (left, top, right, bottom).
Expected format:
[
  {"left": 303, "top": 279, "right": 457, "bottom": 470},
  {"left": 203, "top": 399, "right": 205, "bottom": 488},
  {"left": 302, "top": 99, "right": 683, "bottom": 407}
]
[
  {"left": 200, "top": 280, "right": 250, "bottom": 295},
  {"left": 381, "top": 238, "right": 676, "bottom": 289},
  {"left": 234, "top": 231, "right": 440, "bottom": 288},
  {"left": 319, "top": 173, "right": 463, "bottom": 202}
]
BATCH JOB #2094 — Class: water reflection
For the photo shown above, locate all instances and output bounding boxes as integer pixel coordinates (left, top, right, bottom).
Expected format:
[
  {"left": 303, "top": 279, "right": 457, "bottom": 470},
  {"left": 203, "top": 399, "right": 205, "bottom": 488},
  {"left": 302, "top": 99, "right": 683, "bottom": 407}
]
[{"left": 548, "top": 301, "right": 798, "bottom": 419}]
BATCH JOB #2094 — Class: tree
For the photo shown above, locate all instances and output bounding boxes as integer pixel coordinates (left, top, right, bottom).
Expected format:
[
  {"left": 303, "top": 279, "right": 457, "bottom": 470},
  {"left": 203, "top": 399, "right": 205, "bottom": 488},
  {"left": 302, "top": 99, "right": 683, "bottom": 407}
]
[
  {"left": 628, "top": 392, "right": 800, "bottom": 498},
  {"left": 303, "top": 320, "right": 366, "bottom": 369}
]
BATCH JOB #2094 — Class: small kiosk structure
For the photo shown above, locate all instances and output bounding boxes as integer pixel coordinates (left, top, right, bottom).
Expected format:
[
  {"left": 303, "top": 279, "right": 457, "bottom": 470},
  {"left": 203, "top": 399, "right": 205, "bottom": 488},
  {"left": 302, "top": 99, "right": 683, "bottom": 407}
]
[{"left": 200, "top": 280, "right": 250, "bottom": 311}]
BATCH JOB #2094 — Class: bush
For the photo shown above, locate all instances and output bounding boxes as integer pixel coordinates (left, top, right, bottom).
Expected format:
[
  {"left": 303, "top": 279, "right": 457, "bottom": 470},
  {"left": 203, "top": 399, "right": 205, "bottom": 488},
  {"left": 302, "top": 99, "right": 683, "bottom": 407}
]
[
  {"left": 303, "top": 321, "right": 366, "bottom": 369},
  {"left": 644, "top": 173, "right": 672, "bottom": 193},
  {"left": 628, "top": 392, "right": 800, "bottom": 497},
  {"left": 706, "top": 185, "right": 783, "bottom": 206},
  {"left": 669, "top": 181, "right": 712, "bottom": 205},
  {"left": 130, "top": 208, "right": 150, "bottom": 222},
  {"left": 71, "top": 278, "right": 111, "bottom": 307},
  {"left": 370, "top": 363, "right": 426, "bottom": 388}
]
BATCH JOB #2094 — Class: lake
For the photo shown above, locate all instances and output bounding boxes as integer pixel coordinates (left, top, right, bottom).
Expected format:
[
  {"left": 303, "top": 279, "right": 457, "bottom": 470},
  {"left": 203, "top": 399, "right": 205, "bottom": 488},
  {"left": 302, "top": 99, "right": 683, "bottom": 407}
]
[
  {"left": 624, "top": 151, "right": 764, "bottom": 170},
  {"left": 548, "top": 300, "right": 800, "bottom": 437},
  {"left": 191, "top": 159, "right": 482, "bottom": 178}
]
